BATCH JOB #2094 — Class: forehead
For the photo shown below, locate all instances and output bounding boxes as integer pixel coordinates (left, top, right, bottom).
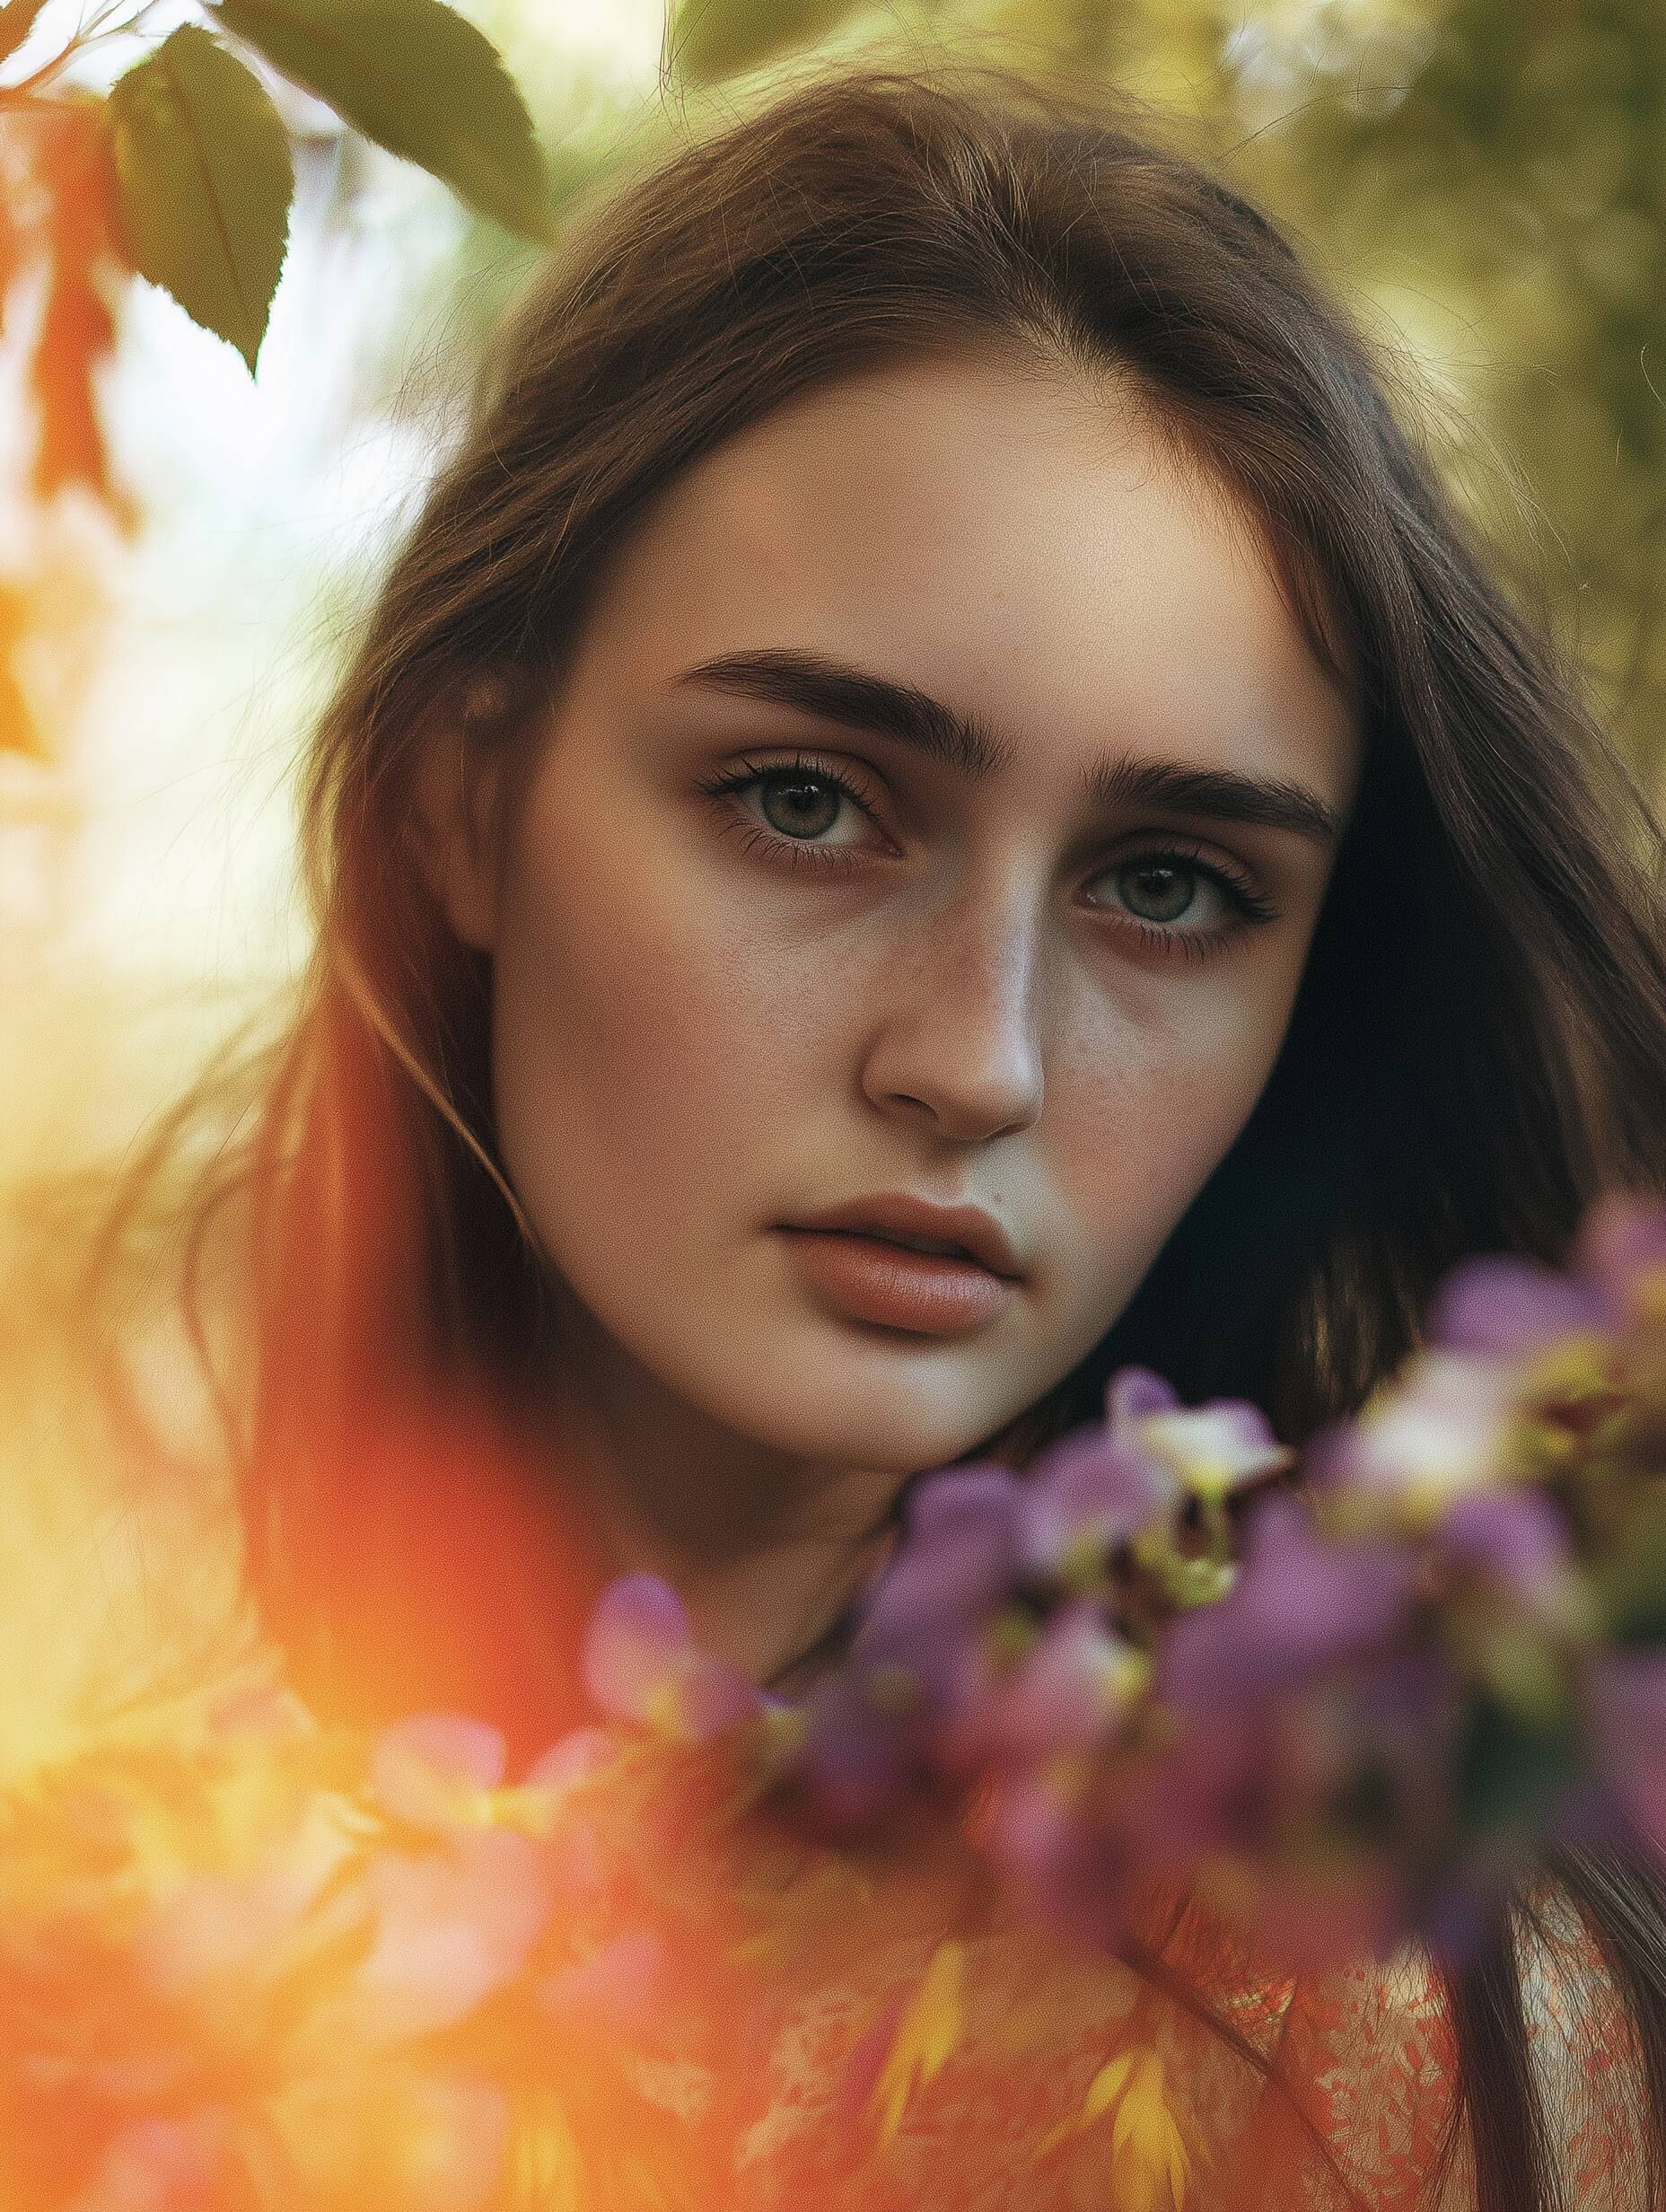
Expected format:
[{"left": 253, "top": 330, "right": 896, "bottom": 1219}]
[{"left": 571, "top": 349, "right": 1360, "bottom": 816}]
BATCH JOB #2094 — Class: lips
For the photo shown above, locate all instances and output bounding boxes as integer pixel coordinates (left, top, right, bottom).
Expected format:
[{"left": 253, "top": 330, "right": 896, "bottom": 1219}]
[
  {"left": 783, "top": 1194, "right": 1024, "bottom": 1281},
  {"left": 777, "top": 1227, "right": 1019, "bottom": 1335},
  {"left": 855, "top": 1229, "right": 979, "bottom": 1262}
]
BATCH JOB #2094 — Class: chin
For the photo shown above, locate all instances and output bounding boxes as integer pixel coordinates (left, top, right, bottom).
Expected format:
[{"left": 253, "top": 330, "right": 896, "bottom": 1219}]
[{"left": 722, "top": 1391, "right": 1000, "bottom": 1476}]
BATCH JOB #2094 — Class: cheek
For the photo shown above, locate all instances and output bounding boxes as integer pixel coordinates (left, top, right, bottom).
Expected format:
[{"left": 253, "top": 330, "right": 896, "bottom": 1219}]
[
  {"left": 484, "top": 801, "right": 811, "bottom": 1258},
  {"left": 1050, "top": 971, "right": 1295, "bottom": 1261}
]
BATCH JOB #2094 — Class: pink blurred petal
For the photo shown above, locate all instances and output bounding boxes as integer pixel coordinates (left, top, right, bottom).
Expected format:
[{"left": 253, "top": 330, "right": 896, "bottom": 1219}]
[
  {"left": 1591, "top": 1650, "right": 1666, "bottom": 1852},
  {"left": 1320, "top": 1351, "right": 1521, "bottom": 1510},
  {"left": 1157, "top": 1495, "right": 1414, "bottom": 1709},
  {"left": 671, "top": 1650, "right": 764, "bottom": 1742},
  {"left": 1573, "top": 1189, "right": 1666, "bottom": 1315},
  {"left": 856, "top": 1470, "right": 1021, "bottom": 1655},
  {"left": 371, "top": 1715, "right": 507, "bottom": 1828},
  {"left": 907, "top": 1464, "right": 1022, "bottom": 1539},
  {"left": 1131, "top": 1401, "right": 1291, "bottom": 1497},
  {"left": 1016, "top": 1431, "right": 1174, "bottom": 1576},
  {"left": 538, "top": 1929, "right": 667, "bottom": 2030},
  {"left": 798, "top": 1667, "right": 917, "bottom": 1830},
  {"left": 69, "top": 2115, "right": 226, "bottom": 2211},
  {"left": 522, "top": 1725, "right": 618, "bottom": 1795},
  {"left": 986, "top": 1766, "right": 1123, "bottom": 1950},
  {"left": 1438, "top": 1488, "right": 1576, "bottom": 1616},
  {"left": 329, "top": 1829, "right": 554, "bottom": 2045},
  {"left": 583, "top": 1576, "right": 693, "bottom": 1725}
]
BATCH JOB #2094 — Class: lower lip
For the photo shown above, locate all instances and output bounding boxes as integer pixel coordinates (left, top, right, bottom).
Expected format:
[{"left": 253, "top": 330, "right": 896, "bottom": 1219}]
[{"left": 776, "top": 1228, "right": 1018, "bottom": 1336}]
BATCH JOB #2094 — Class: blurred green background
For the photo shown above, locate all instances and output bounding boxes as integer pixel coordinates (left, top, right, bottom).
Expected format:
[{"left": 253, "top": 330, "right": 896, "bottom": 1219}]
[{"left": 1, "top": 0, "right": 1661, "bottom": 1184}]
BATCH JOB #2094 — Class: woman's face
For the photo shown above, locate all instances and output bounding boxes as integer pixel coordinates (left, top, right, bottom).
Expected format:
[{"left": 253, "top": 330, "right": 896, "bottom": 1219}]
[{"left": 434, "top": 350, "right": 1361, "bottom": 1480}]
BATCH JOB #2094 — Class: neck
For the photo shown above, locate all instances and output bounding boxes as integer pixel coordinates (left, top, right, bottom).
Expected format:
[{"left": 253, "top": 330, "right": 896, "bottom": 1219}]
[{"left": 538, "top": 1296, "right": 908, "bottom": 1688}]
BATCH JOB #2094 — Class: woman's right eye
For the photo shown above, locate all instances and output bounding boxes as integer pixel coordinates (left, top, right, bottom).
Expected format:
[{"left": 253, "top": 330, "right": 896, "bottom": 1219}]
[{"left": 695, "top": 754, "right": 886, "bottom": 873}]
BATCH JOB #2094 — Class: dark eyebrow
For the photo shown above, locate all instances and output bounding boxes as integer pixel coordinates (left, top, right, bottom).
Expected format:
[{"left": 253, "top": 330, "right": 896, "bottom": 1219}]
[{"left": 671, "top": 646, "right": 1342, "bottom": 851}]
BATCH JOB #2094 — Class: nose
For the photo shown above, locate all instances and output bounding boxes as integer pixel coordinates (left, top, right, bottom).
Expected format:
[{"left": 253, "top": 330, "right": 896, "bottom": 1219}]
[{"left": 859, "top": 881, "right": 1048, "bottom": 1145}]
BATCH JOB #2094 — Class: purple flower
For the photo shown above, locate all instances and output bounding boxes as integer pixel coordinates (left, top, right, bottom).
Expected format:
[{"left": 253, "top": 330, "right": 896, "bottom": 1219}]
[
  {"left": 856, "top": 1467, "right": 1022, "bottom": 1652},
  {"left": 1572, "top": 1189, "right": 1666, "bottom": 1323},
  {"left": 1313, "top": 1350, "right": 1524, "bottom": 1524},
  {"left": 969, "top": 1602, "right": 1150, "bottom": 1761},
  {"left": 1157, "top": 1494, "right": 1416, "bottom": 1711},
  {"left": 794, "top": 1662, "right": 929, "bottom": 1829},
  {"left": 982, "top": 1761, "right": 1126, "bottom": 1952},
  {"left": 1105, "top": 1367, "right": 1182, "bottom": 1430},
  {"left": 582, "top": 1575, "right": 762, "bottom": 1743},
  {"left": 803, "top": 1467, "right": 1033, "bottom": 1812},
  {"left": 1428, "top": 1255, "right": 1613, "bottom": 1362},
  {"left": 1013, "top": 1427, "right": 1176, "bottom": 1584},
  {"left": 1590, "top": 1650, "right": 1666, "bottom": 1854},
  {"left": 1105, "top": 1367, "right": 1292, "bottom": 1502},
  {"left": 1437, "top": 1488, "right": 1583, "bottom": 1628}
]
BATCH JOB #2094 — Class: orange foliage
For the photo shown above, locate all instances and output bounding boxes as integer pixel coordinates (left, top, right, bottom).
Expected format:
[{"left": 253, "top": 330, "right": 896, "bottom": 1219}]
[{"left": 24, "top": 101, "right": 131, "bottom": 522}]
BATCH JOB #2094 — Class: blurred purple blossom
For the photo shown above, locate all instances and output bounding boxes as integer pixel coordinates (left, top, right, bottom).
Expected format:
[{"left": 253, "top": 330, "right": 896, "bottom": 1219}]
[
  {"left": 569, "top": 1191, "right": 1664, "bottom": 1972},
  {"left": 983, "top": 1760, "right": 1127, "bottom": 1952},
  {"left": 1437, "top": 1488, "right": 1584, "bottom": 1629},
  {"left": 1013, "top": 1426, "right": 1176, "bottom": 1584},
  {"left": 1105, "top": 1366, "right": 1291, "bottom": 1501},
  {"left": 1573, "top": 1189, "right": 1666, "bottom": 1321},
  {"left": 1105, "top": 1367, "right": 1181, "bottom": 1429},
  {"left": 1157, "top": 1494, "right": 1416, "bottom": 1710},
  {"left": 583, "top": 1574, "right": 763, "bottom": 1743},
  {"left": 1428, "top": 1255, "right": 1614, "bottom": 1361},
  {"left": 1590, "top": 1650, "right": 1666, "bottom": 1855},
  {"left": 857, "top": 1467, "right": 1022, "bottom": 1650},
  {"left": 1313, "top": 1350, "right": 1524, "bottom": 1523},
  {"left": 795, "top": 1661, "right": 929, "bottom": 1829},
  {"left": 969, "top": 1602, "right": 1150, "bottom": 1760}
]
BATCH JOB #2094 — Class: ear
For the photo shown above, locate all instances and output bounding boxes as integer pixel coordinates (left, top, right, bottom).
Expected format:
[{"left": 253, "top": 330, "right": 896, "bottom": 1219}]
[{"left": 410, "top": 721, "right": 506, "bottom": 954}]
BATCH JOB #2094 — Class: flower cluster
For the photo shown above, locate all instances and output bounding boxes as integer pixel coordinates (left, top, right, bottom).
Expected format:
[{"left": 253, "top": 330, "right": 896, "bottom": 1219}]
[
  {"left": 0, "top": 1689, "right": 773, "bottom": 2209},
  {"left": 588, "top": 1189, "right": 1666, "bottom": 1971},
  {"left": 4, "top": 1193, "right": 1662, "bottom": 2208}
]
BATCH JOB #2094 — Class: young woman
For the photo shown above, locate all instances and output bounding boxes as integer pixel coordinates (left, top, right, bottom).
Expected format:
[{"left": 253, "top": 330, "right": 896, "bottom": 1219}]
[{"left": 79, "top": 57, "right": 1666, "bottom": 2212}]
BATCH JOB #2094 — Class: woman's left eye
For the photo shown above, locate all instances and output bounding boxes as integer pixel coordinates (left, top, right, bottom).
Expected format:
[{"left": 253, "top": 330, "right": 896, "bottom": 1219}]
[{"left": 1081, "top": 846, "right": 1281, "bottom": 961}]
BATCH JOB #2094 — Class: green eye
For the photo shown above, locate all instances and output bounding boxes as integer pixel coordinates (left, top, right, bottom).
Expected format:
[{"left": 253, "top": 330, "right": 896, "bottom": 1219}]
[
  {"left": 1119, "top": 862, "right": 1194, "bottom": 924},
  {"left": 756, "top": 778, "right": 836, "bottom": 845}
]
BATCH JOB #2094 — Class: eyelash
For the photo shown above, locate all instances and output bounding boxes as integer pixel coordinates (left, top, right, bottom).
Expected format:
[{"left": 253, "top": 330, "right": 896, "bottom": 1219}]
[{"left": 694, "top": 751, "right": 1282, "bottom": 962}]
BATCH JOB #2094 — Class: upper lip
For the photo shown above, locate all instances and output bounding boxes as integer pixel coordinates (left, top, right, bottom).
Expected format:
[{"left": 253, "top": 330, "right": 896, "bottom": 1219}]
[{"left": 783, "top": 1194, "right": 1025, "bottom": 1280}]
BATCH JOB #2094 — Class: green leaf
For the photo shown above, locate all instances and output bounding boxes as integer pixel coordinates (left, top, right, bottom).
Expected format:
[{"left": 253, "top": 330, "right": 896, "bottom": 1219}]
[
  {"left": 671, "top": 0, "right": 870, "bottom": 85},
  {"left": 0, "top": 0, "right": 53, "bottom": 71},
  {"left": 209, "top": 0, "right": 550, "bottom": 243},
  {"left": 104, "top": 26, "right": 293, "bottom": 374}
]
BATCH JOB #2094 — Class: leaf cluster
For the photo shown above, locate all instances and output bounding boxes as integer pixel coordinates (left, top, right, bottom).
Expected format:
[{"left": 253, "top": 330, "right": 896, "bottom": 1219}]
[{"left": 1, "top": 0, "right": 552, "bottom": 378}]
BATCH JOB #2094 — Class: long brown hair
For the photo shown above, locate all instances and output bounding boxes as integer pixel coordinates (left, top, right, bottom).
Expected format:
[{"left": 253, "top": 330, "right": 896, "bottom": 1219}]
[{"left": 112, "top": 58, "right": 1666, "bottom": 2209}]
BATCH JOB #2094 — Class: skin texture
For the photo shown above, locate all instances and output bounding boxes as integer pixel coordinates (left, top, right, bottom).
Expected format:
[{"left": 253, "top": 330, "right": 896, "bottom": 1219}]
[{"left": 423, "top": 347, "right": 1363, "bottom": 1682}]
